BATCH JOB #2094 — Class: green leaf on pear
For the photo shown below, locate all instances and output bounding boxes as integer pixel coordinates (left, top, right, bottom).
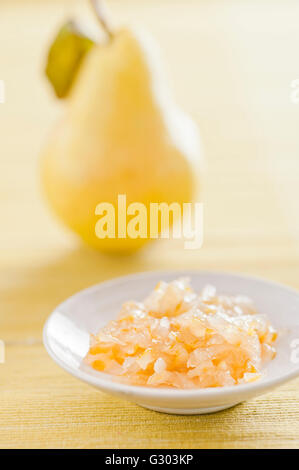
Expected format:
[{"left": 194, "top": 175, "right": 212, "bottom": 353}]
[{"left": 45, "top": 21, "right": 95, "bottom": 99}]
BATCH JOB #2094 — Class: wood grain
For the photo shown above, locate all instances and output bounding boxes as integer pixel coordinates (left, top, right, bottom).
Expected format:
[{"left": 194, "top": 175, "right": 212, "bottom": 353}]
[{"left": 0, "top": 0, "right": 299, "bottom": 448}]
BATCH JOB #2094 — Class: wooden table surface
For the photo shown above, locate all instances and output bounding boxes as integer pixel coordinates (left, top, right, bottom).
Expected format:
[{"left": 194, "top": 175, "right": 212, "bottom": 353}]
[{"left": 1, "top": 0, "right": 299, "bottom": 448}]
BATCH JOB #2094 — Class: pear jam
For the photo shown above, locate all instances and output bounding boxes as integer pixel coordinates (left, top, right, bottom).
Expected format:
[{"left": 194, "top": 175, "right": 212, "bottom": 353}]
[{"left": 85, "top": 278, "right": 277, "bottom": 388}]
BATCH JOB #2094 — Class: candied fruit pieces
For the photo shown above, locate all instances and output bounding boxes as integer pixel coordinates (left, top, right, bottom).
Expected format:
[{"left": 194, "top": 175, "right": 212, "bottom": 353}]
[{"left": 85, "top": 278, "right": 277, "bottom": 389}]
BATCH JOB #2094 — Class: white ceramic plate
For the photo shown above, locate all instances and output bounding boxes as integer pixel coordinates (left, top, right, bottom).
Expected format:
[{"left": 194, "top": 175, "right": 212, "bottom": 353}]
[{"left": 43, "top": 270, "right": 299, "bottom": 415}]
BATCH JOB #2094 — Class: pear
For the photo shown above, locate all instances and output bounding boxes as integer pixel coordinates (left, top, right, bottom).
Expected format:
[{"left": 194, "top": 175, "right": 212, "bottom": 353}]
[{"left": 41, "top": 21, "right": 200, "bottom": 253}]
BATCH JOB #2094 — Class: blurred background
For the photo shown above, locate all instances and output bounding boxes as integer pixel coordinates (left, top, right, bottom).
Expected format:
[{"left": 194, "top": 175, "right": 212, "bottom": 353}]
[
  {"left": 1, "top": 0, "right": 299, "bottom": 447},
  {"left": 1, "top": 0, "right": 299, "bottom": 335}
]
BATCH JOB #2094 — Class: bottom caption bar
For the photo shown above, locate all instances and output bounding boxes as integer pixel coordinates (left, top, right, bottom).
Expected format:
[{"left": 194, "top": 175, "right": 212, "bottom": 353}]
[{"left": 0, "top": 450, "right": 297, "bottom": 464}]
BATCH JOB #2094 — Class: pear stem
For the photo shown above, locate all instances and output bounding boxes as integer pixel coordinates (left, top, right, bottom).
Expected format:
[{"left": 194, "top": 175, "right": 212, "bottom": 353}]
[{"left": 90, "top": 0, "right": 114, "bottom": 40}]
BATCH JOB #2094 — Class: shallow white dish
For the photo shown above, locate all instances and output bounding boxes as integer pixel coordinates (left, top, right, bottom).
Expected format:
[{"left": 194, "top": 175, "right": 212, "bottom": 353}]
[{"left": 44, "top": 270, "right": 299, "bottom": 415}]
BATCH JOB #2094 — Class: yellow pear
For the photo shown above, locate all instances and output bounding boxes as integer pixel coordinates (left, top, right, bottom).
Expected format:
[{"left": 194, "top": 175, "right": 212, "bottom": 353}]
[{"left": 41, "top": 28, "right": 200, "bottom": 253}]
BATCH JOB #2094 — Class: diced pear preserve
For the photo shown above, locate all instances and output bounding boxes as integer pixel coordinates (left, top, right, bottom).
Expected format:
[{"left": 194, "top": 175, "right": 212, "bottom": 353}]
[{"left": 85, "top": 278, "right": 277, "bottom": 388}]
